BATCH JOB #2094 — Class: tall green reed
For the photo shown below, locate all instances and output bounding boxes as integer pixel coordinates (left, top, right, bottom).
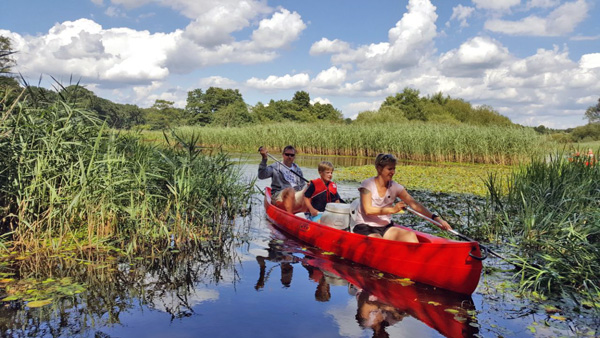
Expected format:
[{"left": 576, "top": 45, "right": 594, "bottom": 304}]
[
  {"left": 0, "top": 86, "right": 254, "bottom": 253},
  {"left": 155, "top": 122, "right": 547, "bottom": 165},
  {"left": 480, "top": 152, "right": 599, "bottom": 299}
]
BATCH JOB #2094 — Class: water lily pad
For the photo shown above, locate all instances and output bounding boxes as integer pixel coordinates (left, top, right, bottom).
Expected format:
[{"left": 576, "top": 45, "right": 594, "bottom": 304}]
[
  {"left": 2, "top": 295, "right": 19, "bottom": 301},
  {"left": 427, "top": 301, "right": 441, "bottom": 306},
  {"left": 550, "top": 315, "right": 567, "bottom": 321},
  {"left": 445, "top": 309, "right": 460, "bottom": 314},
  {"left": 322, "top": 252, "right": 334, "bottom": 255},
  {"left": 27, "top": 299, "right": 52, "bottom": 308}
]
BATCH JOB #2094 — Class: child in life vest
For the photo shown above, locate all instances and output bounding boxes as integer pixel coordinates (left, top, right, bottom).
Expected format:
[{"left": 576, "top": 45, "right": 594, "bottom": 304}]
[{"left": 303, "top": 161, "right": 342, "bottom": 222}]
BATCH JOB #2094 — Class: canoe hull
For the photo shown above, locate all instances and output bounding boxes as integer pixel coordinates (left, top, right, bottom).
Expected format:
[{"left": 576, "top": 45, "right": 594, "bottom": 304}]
[{"left": 264, "top": 188, "right": 482, "bottom": 294}]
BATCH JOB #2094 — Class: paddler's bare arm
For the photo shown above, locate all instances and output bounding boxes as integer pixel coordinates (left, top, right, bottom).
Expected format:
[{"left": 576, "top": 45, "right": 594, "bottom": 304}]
[{"left": 359, "top": 188, "right": 406, "bottom": 215}]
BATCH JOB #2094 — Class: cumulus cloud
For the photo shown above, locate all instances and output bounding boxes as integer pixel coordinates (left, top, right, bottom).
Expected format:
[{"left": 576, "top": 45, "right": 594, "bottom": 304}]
[
  {"left": 439, "top": 36, "right": 511, "bottom": 77},
  {"left": 252, "top": 9, "right": 306, "bottom": 49},
  {"left": 7, "top": 19, "right": 175, "bottom": 85},
  {"left": 312, "top": 67, "right": 347, "bottom": 88},
  {"left": 246, "top": 73, "right": 310, "bottom": 90},
  {"left": 448, "top": 5, "right": 475, "bottom": 27},
  {"left": 311, "top": 97, "right": 331, "bottom": 105},
  {"left": 485, "top": 0, "right": 589, "bottom": 36},
  {"left": 313, "top": 0, "right": 437, "bottom": 73},
  {"left": 580, "top": 53, "right": 600, "bottom": 69},
  {"left": 309, "top": 38, "right": 350, "bottom": 55}
]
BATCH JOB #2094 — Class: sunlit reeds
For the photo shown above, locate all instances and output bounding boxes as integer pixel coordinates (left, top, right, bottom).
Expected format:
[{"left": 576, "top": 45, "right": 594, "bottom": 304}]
[
  {"left": 477, "top": 151, "right": 599, "bottom": 301},
  {"left": 146, "top": 122, "right": 547, "bottom": 165},
  {"left": 0, "top": 86, "right": 254, "bottom": 253}
]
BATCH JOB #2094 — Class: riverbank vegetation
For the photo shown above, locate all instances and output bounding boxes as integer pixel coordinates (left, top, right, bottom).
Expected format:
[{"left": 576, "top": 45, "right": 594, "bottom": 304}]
[
  {"left": 162, "top": 122, "right": 545, "bottom": 165},
  {"left": 474, "top": 153, "right": 599, "bottom": 303},
  {"left": 0, "top": 84, "right": 254, "bottom": 254}
]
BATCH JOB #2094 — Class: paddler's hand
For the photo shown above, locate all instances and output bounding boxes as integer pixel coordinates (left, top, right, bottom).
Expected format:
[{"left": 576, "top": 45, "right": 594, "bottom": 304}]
[
  {"left": 258, "top": 146, "right": 268, "bottom": 160},
  {"left": 435, "top": 217, "right": 452, "bottom": 231},
  {"left": 392, "top": 201, "right": 407, "bottom": 214}
]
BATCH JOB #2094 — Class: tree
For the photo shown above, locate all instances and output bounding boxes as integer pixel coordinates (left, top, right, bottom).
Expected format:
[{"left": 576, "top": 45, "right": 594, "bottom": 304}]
[
  {"left": 585, "top": 98, "right": 600, "bottom": 124},
  {"left": 380, "top": 87, "right": 426, "bottom": 121},
  {"left": 142, "top": 100, "right": 186, "bottom": 130},
  {"left": 185, "top": 87, "right": 245, "bottom": 126},
  {"left": 292, "top": 91, "right": 311, "bottom": 110},
  {"left": 212, "top": 101, "right": 254, "bottom": 127}
]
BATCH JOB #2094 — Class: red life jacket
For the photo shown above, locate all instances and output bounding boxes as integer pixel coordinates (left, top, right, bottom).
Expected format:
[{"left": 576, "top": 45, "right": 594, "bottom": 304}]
[{"left": 310, "top": 178, "right": 338, "bottom": 203}]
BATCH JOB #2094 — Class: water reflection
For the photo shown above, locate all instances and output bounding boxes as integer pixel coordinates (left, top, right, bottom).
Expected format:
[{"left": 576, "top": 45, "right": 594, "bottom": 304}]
[
  {"left": 255, "top": 229, "right": 480, "bottom": 338},
  {"left": 0, "top": 236, "right": 245, "bottom": 337}
]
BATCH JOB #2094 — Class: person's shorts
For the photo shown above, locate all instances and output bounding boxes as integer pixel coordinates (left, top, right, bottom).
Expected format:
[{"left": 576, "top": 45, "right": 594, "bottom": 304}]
[{"left": 352, "top": 223, "right": 394, "bottom": 236}]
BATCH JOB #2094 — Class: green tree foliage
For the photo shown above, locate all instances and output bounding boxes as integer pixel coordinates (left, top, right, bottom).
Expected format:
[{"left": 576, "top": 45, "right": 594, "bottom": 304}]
[
  {"left": 570, "top": 123, "right": 600, "bottom": 141},
  {"left": 585, "top": 98, "right": 600, "bottom": 124},
  {"left": 142, "top": 99, "right": 186, "bottom": 130},
  {"left": 355, "top": 106, "right": 407, "bottom": 124},
  {"left": 361, "top": 87, "right": 514, "bottom": 126},
  {"left": 212, "top": 101, "right": 254, "bottom": 127},
  {"left": 381, "top": 87, "right": 426, "bottom": 120},
  {"left": 185, "top": 87, "right": 245, "bottom": 125},
  {"left": 251, "top": 91, "right": 343, "bottom": 123}
]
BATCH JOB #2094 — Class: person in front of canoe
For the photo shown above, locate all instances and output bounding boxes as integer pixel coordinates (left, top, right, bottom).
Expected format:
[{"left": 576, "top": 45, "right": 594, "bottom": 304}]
[
  {"left": 353, "top": 153, "right": 452, "bottom": 243},
  {"left": 303, "top": 161, "right": 342, "bottom": 222},
  {"left": 258, "top": 145, "right": 307, "bottom": 214}
]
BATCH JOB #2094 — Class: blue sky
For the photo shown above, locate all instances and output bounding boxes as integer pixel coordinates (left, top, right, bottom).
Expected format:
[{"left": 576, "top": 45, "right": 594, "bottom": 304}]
[{"left": 1, "top": 0, "right": 599, "bottom": 128}]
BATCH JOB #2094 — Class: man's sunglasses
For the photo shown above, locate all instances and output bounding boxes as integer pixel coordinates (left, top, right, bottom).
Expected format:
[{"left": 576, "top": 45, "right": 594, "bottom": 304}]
[{"left": 284, "top": 153, "right": 295, "bottom": 157}]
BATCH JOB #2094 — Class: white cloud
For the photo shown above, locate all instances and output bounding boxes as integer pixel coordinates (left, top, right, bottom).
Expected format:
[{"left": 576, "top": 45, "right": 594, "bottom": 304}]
[
  {"left": 251, "top": 9, "right": 306, "bottom": 49},
  {"left": 580, "top": 53, "right": 600, "bottom": 69},
  {"left": 309, "top": 38, "right": 350, "bottom": 55},
  {"left": 485, "top": 0, "right": 589, "bottom": 36},
  {"left": 449, "top": 5, "right": 475, "bottom": 27},
  {"left": 439, "top": 36, "right": 511, "bottom": 77},
  {"left": 312, "top": 67, "right": 347, "bottom": 88},
  {"left": 472, "top": 0, "right": 520, "bottom": 11},
  {"left": 311, "top": 97, "right": 331, "bottom": 105},
  {"left": 198, "top": 76, "right": 238, "bottom": 88},
  {"left": 246, "top": 73, "right": 310, "bottom": 90},
  {"left": 8, "top": 19, "right": 175, "bottom": 85}
]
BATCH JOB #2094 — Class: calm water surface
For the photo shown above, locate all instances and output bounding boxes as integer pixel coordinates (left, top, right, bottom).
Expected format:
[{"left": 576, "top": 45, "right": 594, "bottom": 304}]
[{"left": 0, "top": 154, "right": 595, "bottom": 338}]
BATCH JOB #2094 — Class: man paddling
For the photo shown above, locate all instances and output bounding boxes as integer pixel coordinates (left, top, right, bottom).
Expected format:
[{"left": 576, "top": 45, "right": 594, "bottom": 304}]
[{"left": 258, "top": 145, "right": 307, "bottom": 213}]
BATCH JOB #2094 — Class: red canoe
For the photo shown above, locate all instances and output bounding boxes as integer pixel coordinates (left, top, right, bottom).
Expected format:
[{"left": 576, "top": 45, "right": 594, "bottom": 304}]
[{"left": 264, "top": 187, "right": 483, "bottom": 294}]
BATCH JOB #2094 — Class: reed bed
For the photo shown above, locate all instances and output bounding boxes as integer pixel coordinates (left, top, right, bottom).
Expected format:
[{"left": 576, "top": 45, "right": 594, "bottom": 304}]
[
  {"left": 477, "top": 152, "right": 599, "bottom": 301},
  {"left": 151, "top": 122, "right": 547, "bottom": 165},
  {"left": 0, "top": 89, "right": 254, "bottom": 254}
]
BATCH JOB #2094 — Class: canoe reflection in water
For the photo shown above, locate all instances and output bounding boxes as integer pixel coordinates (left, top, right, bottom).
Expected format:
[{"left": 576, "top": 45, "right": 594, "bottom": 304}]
[{"left": 255, "top": 236, "right": 480, "bottom": 338}]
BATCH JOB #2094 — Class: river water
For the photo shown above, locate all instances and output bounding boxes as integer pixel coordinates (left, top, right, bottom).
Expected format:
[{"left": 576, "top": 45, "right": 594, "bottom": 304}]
[{"left": 0, "top": 154, "right": 596, "bottom": 338}]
